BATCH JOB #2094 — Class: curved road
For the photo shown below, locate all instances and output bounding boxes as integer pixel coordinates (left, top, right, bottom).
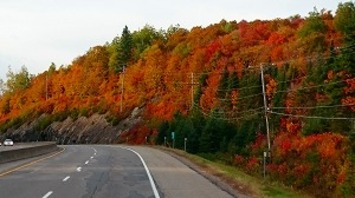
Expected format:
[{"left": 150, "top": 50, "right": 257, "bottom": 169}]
[{"left": 0, "top": 145, "right": 235, "bottom": 198}]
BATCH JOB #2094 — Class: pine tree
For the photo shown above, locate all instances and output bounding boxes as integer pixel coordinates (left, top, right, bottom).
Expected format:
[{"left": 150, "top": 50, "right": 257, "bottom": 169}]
[{"left": 109, "top": 25, "right": 133, "bottom": 73}]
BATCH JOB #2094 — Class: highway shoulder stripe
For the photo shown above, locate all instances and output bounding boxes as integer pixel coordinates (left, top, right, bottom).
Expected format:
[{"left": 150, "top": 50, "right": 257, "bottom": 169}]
[{"left": 122, "top": 147, "right": 160, "bottom": 198}]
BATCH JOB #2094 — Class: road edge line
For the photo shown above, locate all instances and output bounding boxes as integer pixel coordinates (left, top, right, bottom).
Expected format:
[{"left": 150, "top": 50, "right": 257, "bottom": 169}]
[{"left": 122, "top": 147, "right": 160, "bottom": 198}]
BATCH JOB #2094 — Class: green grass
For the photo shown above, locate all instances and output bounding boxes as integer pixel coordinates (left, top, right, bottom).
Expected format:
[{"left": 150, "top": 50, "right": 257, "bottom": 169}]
[
  {"left": 262, "top": 184, "right": 309, "bottom": 198},
  {"left": 159, "top": 147, "right": 312, "bottom": 198}
]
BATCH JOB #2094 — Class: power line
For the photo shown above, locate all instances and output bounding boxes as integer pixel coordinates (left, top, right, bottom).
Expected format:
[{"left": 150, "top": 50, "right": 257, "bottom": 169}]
[
  {"left": 242, "top": 45, "right": 355, "bottom": 73},
  {"left": 276, "top": 76, "right": 308, "bottom": 85},
  {"left": 215, "top": 84, "right": 261, "bottom": 92},
  {"left": 195, "top": 103, "right": 264, "bottom": 115},
  {"left": 272, "top": 103, "right": 355, "bottom": 110},
  {"left": 219, "top": 93, "right": 263, "bottom": 101},
  {"left": 269, "top": 110, "right": 355, "bottom": 120},
  {"left": 273, "top": 77, "right": 355, "bottom": 94},
  {"left": 193, "top": 103, "right": 264, "bottom": 121}
]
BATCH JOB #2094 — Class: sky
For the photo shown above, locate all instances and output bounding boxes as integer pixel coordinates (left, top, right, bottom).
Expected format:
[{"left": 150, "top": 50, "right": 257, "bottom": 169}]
[{"left": 0, "top": 0, "right": 344, "bottom": 81}]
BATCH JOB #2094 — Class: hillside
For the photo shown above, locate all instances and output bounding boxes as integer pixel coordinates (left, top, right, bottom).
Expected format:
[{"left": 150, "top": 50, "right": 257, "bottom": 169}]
[{"left": 0, "top": 3, "right": 354, "bottom": 197}]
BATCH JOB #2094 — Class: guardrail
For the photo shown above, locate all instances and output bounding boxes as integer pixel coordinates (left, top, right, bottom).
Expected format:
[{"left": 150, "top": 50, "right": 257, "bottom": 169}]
[{"left": 0, "top": 142, "right": 58, "bottom": 164}]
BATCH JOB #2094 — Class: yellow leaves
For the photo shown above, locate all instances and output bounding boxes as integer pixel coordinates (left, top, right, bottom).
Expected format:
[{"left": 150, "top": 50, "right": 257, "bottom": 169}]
[{"left": 266, "top": 76, "right": 277, "bottom": 100}]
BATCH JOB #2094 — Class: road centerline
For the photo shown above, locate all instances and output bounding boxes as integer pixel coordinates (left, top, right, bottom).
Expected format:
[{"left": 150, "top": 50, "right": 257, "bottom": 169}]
[
  {"left": 63, "top": 176, "right": 70, "bottom": 182},
  {"left": 42, "top": 191, "right": 53, "bottom": 198},
  {"left": 0, "top": 147, "right": 65, "bottom": 178},
  {"left": 76, "top": 167, "right": 82, "bottom": 172}
]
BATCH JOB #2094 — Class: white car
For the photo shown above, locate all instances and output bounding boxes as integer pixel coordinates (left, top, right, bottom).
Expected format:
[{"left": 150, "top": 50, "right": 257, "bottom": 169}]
[{"left": 3, "top": 139, "right": 14, "bottom": 146}]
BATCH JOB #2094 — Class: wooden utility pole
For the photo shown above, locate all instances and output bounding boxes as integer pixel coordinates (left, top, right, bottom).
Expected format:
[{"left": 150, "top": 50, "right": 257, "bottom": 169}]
[
  {"left": 260, "top": 65, "right": 271, "bottom": 153},
  {"left": 191, "top": 72, "right": 194, "bottom": 109},
  {"left": 120, "top": 66, "right": 125, "bottom": 113},
  {"left": 45, "top": 74, "right": 48, "bottom": 101}
]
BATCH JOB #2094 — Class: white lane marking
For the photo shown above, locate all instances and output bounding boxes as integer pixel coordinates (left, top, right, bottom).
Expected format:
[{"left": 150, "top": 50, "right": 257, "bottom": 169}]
[
  {"left": 76, "top": 167, "right": 82, "bottom": 172},
  {"left": 123, "top": 147, "right": 160, "bottom": 198},
  {"left": 63, "top": 176, "right": 70, "bottom": 182},
  {"left": 90, "top": 156, "right": 94, "bottom": 159},
  {"left": 92, "top": 148, "right": 97, "bottom": 153},
  {"left": 42, "top": 191, "right": 53, "bottom": 198},
  {"left": 85, "top": 160, "right": 89, "bottom": 165},
  {"left": 94, "top": 152, "right": 97, "bottom": 156}
]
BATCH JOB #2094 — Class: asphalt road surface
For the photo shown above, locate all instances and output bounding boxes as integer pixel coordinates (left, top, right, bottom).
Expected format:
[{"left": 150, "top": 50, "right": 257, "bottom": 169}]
[{"left": 0, "top": 145, "right": 235, "bottom": 198}]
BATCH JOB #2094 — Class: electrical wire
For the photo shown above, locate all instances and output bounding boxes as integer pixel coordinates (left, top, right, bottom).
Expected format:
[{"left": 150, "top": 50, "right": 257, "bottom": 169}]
[
  {"left": 268, "top": 110, "right": 355, "bottom": 120},
  {"left": 272, "top": 103, "right": 355, "bottom": 110},
  {"left": 195, "top": 103, "right": 264, "bottom": 115},
  {"left": 218, "top": 93, "right": 263, "bottom": 101},
  {"left": 276, "top": 76, "right": 308, "bottom": 85},
  {"left": 214, "top": 84, "right": 261, "bottom": 92},
  {"left": 273, "top": 77, "right": 355, "bottom": 94},
  {"left": 193, "top": 103, "right": 264, "bottom": 121}
]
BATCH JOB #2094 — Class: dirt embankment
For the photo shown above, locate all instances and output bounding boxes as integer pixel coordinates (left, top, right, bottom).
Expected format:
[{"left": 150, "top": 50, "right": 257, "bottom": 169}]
[{"left": 0, "top": 107, "right": 143, "bottom": 144}]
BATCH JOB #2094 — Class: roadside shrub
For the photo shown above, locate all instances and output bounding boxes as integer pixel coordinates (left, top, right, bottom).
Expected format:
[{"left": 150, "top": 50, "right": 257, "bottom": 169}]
[{"left": 268, "top": 132, "right": 350, "bottom": 197}]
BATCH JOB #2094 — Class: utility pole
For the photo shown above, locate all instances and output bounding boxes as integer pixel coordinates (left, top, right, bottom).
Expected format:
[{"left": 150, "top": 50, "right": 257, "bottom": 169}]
[
  {"left": 260, "top": 64, "right": 271, "bottom": 154},
  {"left": 120, "top": 66, "right": 125, "bottom": 113},
  {"left": 45, "top": 74, "right": 48, "bottom": 101},
  {"left": 191, "top": 72, "right": 194, "bottom": 109},
  {"left": 189, "top": 72, "right": 200, "bottom": 109}
]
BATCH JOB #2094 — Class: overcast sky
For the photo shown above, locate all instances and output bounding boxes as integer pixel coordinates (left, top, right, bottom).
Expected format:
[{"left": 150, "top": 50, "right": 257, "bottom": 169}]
[{"left": 0, "top": 0, "right": 343, "bottom": 81}]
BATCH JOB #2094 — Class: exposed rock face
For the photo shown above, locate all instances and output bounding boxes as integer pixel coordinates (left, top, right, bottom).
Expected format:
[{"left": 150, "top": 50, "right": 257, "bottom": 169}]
[
  {"left": 0, "top": 107, "right": 143, "bottom": 144},
  {"left": 51, "top": 114, "right": 122, "bottom": 144}
]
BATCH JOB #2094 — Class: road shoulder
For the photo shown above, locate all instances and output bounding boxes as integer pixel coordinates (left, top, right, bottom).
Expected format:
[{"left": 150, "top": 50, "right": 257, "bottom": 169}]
[{"left": 130, "top": 145, "right": 250, "bottom": 198}]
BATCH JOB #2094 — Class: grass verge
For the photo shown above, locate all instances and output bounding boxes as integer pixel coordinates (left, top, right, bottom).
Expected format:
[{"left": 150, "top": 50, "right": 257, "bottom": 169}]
[{"left": 158, "top": 146, "right": 312, "bottom": 198}]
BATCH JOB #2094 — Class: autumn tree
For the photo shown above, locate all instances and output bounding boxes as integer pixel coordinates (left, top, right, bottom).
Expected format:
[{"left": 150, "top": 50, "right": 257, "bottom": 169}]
[
  {"left": 297, "top": 8, "right": 327, "bottom": 55},
  {"left": 4, "top": 66, "right": 32, "bottom": 93},
  {"left": 335, "top": 1, "right": 355, "bottom": 74},
  {"left": 132, "top": 25, "right": 162, "bottom": 60},
  {"left": 0, "top": 79, "right": 4, "bottom": 96}
]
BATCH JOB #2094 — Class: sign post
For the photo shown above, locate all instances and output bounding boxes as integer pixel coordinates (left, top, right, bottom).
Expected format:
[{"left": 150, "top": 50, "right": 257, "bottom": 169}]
[
  {"left": 184, "top": 138, "right": 187, "bottom": 152},
  {"left": 171, "top": 132, "right": 175, "bottom": 149},
  {"left": 263, "top": 151, "right": 267, "bottom": 179}
]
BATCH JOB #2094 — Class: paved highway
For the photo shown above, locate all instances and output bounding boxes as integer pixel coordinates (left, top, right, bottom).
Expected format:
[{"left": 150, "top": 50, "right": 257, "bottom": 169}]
[{"left": 0, "top": 145, "right": 235, "bottom": 198}]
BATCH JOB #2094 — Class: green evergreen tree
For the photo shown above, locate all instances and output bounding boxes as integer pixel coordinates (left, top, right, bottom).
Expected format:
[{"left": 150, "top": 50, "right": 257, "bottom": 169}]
[
  {"left": 193, "top": 73, "right": 208, "bottom": 106},
  {"left": 228, "top": 71, "right": 239, "bottom": 91},
  {"left": 217, "top": 68, "right": 229, "bottom": 99},
  {"left": 109, "top": 25, "right": 133, "bottom": 73},
  {"left": 156, "top": 121, "right": 169, "bottom": 145},
  {"left": 199, "top": 112, "right": 222, "bottom": 153}
]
